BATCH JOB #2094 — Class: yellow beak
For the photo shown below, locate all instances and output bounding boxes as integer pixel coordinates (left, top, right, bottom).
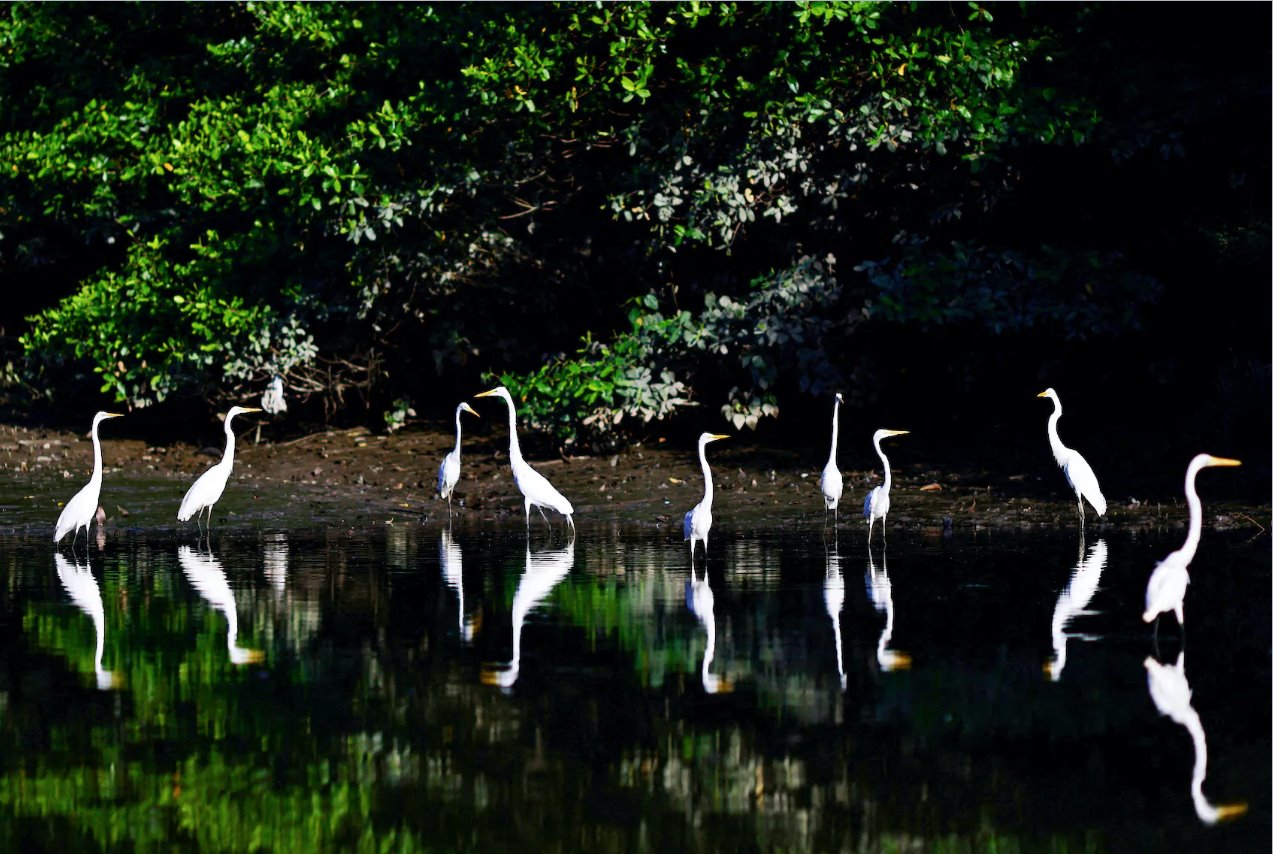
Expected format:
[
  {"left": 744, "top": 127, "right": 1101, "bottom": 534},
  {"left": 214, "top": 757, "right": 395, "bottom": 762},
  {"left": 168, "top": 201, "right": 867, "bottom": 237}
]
[
  {"left": 1209, "top": 456, "right": 1242, "bottom": 467},
  {"left": 474, "top": 389, "right": 500, "bottom": 399}
]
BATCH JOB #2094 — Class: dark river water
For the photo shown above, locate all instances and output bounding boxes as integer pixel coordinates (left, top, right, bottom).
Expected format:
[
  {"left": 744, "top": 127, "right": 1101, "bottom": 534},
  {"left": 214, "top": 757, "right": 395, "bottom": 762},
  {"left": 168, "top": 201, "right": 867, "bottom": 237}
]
[{"left": 0, "top": 512, "right": 1267, "bottom": 850}]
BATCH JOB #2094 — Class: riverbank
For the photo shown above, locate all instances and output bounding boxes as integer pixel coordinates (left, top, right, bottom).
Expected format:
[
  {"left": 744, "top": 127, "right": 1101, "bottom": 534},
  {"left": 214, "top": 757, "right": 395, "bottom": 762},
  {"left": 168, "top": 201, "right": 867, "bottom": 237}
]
[{"left": 1, "top": 420, "right": 1266, "bottom": 539}]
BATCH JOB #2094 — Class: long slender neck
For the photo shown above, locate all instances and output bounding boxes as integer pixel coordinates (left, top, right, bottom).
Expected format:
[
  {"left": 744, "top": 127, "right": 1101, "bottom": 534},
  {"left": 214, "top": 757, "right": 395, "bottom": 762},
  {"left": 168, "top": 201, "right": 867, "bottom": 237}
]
[
  {"left": 1046, "top": 398, "right": 1067, "bottom": 465},
  {"left": 503, "top": 396, "right": 523, "bottom": 464},
  {"left": 1180, "top": 459, "right": 1206, "bottom": 560},
  {"left": 875, "top": 435, "right": 892, "bottom": 493},
  {"left": 220, "top": 415, "right": 237, "bottom": 473},
  {"left": 453, "top": 406, "right": 466, "bottom": 456},
  {"left": 827, "top": 400, "right": 840, "bottom": 467},
  {"left": 89, "top": 420, "right": 105, "bottom": 486},
  {"left": 699, "top": 439, "right": 714, "bottom": 508}
]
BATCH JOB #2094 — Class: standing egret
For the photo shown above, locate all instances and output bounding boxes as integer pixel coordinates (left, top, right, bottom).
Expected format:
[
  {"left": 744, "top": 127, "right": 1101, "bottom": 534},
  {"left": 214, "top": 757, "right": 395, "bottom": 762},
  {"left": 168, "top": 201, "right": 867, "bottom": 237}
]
[
  {"left": 819, "top": 393, "right": 845, "bottom": 524},
  {"left": 1142, "top": 454, "right": 1241, "bottom": 630},
  {"left": 177, "top": 406, "right": 262, "bottom": 537},
  {"left": 863, "top": 429, "right": 909, "bottom": 545},
  {"left": 474, "top": 387, "right": 574, "bottom": 531},
  {"left": 437, "top": 402, "right": 479, "bottom": 519},
  {"left": 1143, "top": 652, "right": 1248, "bottom": 824},
  {"left": 683, "top": 432, "right": 729, "bottom": 561},
  {"left": 1037, "top": 388, "right": 1107, "bottom": 526},
  {"left": 55, "top": 411, "right": 124, "bottom": 550}
]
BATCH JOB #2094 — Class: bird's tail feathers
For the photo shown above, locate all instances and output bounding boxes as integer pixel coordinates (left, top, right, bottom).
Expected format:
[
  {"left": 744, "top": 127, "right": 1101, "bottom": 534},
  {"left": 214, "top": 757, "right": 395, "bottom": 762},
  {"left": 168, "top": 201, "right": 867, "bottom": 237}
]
[{"left": 1089, "top": 491, "right": 1108, "bottom": 516}]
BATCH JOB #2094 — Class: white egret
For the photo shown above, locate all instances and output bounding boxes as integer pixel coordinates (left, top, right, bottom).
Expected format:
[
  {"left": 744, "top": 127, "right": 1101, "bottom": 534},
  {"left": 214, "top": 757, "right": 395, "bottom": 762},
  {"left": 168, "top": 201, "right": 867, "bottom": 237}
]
[
  {"left": 1142, "top": 454, "right": 1241, "bottom": 630},
  {"left": 1037, "top": 388, "right": 1107, "bottom": 525},
  {"left": 482, "top": 538, "right": 574, "bottom": 690},
  {"left": 865, "top": 547, "right": 911, "bottom": 671},
  {"left": 686, "top": 564, "right": 732, "bottom": 694},
  {"left": 823, "top": 543, "right": 847, "bottom": 689},
  {"left": 54, "top": 411, "right": 124, "bottom": 549},
  {"left": 437, "top": 402, "right": 479, "bottom": 519},
  {"left": 819, "top": 393, "right": 845, "bottom": 524},
  {"left": 177, "top": 406, "right": 262, "bottom": 536},
  {"left": 474, "top": 387, "right": 574, "bottom": 531},
  {"left": 1143, "top": 653, "right": 1249, "bottom": 824},
  {"left": 55, "top": 553, "right": 121, "bottom": 690},
  {"left": 1044, "top": 538, "right": 1108, "bottom": 681},
  {"left": 863, "top": 428, "right": 909, "bottom": 545},
  {"left": 683, "top": 432, "right": 729, "bottom": 561},
  {"left": 177, "top": 545, "right": 264, "bottom": 665}
]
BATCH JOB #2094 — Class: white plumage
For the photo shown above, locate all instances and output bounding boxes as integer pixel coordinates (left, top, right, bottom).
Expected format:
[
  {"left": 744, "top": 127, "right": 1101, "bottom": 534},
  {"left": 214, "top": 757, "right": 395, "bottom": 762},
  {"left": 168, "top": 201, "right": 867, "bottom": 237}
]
[
  {"left": 819, "top": 392, "right": 845, "bottom": 523},
  {"left": 1142, "top": 454, "right": 1241, "bottom": 628},
  {"left": 437, "top": 402, "right": 478, "bottom": 518},
  {"left": 474, "top": 386, "right": 574, "bottom": 531},
  {"left": 177, "top": 406, "right": 261, "bottom": 533},
  {"left": 863, "top": 428, "right": 909, "bottom": 545},
  {"left": 1037, "top": 388, "right": 1107, "bottom": 522},
  {"left": 683, "top": 432, "right": 729, "bottom": 561},
  {"left": 54, "top": 411, "right": 124, "bottom": 548}
]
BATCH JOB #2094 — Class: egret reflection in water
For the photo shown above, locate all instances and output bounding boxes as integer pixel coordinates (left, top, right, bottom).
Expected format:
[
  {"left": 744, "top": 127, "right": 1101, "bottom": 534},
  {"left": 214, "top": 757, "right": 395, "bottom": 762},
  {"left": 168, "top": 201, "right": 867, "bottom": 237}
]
[
  {"left": 54, "top": 552, "right": 121, "bottom": 690},
  {"left": 177, "top": 545, "right": 264, "bottom": 665},
  {"left": 1045, "top": 537, "right": 1108, "bottom": 681},
  {"left": 1144, "top": 653, "right": 1249, "bottom": 825},
  {"left": 686, "top": 563, "right": 733, "bottom": 695},
  {"left": 823, "top": 539, "right": 846, "bottom": 690},
  {"left": 482, "top": 537, "right": 574, "bottom": 690},
  {"left": 263, "top": 532, "right": 288, "bottom": 593},
  {"left": 440, "top": 528, "right": 480, "bottom": 643},
  {"left": 865, "top": 547, "right": 911, "bottom": 671}
]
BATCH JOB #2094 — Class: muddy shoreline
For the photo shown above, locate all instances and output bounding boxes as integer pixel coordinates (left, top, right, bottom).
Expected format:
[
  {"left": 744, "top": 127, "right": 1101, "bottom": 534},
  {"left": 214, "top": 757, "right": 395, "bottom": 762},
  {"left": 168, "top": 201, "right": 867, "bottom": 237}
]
[{"left": 0, "top": 420, "right": 1267, "bottom": 537}]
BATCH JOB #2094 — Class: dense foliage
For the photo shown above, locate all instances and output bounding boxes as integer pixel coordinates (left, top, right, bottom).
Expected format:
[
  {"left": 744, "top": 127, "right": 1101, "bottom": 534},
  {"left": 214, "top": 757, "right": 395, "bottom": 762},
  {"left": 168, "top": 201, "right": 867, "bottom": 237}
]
[{"left": 0, "top": 2, "right": 1266, "bottom": 445}]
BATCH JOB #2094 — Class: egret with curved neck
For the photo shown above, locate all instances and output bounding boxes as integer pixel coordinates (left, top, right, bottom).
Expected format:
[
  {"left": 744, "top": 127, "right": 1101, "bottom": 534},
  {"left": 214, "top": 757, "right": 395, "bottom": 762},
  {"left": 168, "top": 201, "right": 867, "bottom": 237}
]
[
  {"left": 177, "top": 406, "right": 262, "bottom": 538},
  {"left": 863, "top": 429, "right": 908, "bottom": 545},
  {"left": 474, "top": 386, "right": 574, "bottom": 531},
  {"left": 1142, "top": 454, "right": 1240, "bottom": 630},
  {"left": 55, "top": 411, "right": 124, "bottom": 550},
  {"left": 437, "top": 402, "right": 479, "bottom": 519},
  {"left": 819, "top": 393, "right": 845, "bottom": 524},
  {"left": 1036, "top": 388, "right": 1107, "bottom": 526},
  {"left": 683, "top": 432, "right": 729, "bottom": 561}
]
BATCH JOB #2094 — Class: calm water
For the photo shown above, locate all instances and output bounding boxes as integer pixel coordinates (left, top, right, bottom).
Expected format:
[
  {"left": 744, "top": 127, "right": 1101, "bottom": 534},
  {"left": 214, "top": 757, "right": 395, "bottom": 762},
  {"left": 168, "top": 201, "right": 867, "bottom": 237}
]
[{"left": 0, "top": 518, "right": 1268, "bottom": 851}]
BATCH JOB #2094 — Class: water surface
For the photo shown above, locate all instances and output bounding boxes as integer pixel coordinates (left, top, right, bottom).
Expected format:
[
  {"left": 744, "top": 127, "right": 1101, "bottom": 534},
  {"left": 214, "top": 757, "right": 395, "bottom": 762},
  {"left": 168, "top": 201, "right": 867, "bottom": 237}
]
[{"left": 0, "top": 519, "right": 1267, "bottom": 851}]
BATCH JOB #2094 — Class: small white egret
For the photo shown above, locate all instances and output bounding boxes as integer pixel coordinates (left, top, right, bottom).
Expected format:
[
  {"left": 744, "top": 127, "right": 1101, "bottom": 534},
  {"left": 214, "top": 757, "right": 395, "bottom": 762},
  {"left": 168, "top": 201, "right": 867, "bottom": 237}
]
[
  {"left": 1142, "top": 454, "right": 1241, "bottom": 630},
  {"left": 819, "top": 393, "right": 845, "bottom": 524},
  {"left": 177, "top": 406, "right": 262, "bottom": 536},
  {"left": 863, "top": 428, "right": 909, "bottom": 545},
  {"left": 474, "top": 387, "right": 574, "bottom": 531},
  {"left": 55, "top": 411, "right": 124, "bottom": 549},
  {"left": 437, "top": 402, "right": 479, "bottom": 518},
  {"left": 1037, "top": 388, "right": 1107, "bottom": 525},
  {"left": 683, "top": 432, "right": 729, "bottom": 561},
  {"left": 1143, "top": 653, "right": 1249, "bottom": 824}
]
